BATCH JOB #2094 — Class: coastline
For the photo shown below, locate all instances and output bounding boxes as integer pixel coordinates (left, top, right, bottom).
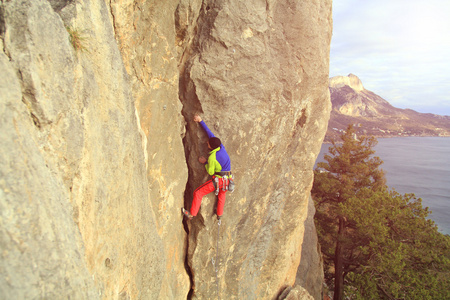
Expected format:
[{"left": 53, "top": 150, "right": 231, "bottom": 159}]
[{"left": 323, "top": 134, "right": 450, "bottom": 144}]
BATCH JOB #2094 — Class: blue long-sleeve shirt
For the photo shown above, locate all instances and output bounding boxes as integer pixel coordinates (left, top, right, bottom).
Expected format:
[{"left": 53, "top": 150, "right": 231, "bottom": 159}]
[{"left": 199, "top": 120, "right": 231, "bottom": 174}]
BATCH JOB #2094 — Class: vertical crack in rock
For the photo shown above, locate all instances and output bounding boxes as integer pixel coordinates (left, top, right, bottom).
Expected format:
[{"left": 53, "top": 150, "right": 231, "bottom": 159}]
[
  {"left": 176, "top": 2, "right": 206, "bottom": 298},
  {"left": 107, "top": 0, "right": 117, "bottom": 38},
  {"left": 181, "top": 216, "right": 194, "bottom": 300},
  {"left": 179, "top": 48, "right": 203, "bottom": 300},
  {"left": 0, "top": 4, "right": 5, "bottom": 43}
]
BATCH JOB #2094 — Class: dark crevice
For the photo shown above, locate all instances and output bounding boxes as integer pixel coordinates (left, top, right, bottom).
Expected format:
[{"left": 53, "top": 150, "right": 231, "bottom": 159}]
[
  {"left": 0, "top": 4, "right": 10, "bottom": 59},
  {"left": 108, "top": 0, "right": 117, "bottom": 38},
  {"left": 181, "top": 209, "right": 194, "bottom": 300},
  {"left": 0, "top": 5, "right": 5, "bottom": 39},
  {"left": 30, "top": 112, "right": 41, "bottom": 129},
  {"left": 47, "top": 0, "right": 74, "bottom": 13},
  {"left": 180, "top": 75, "right": 200, "bottom": 300},
  {"left": 292, "top": 108, "right": 307, "bottom": 137},
  {"left": 177, "top": 2, "right": 214, "bottom": 298},
  {"left": 178, "top": 17, "right": 199, "bottom": 300},
  {"left": 298, "top": 108, "right": 307, "bottom": 128}
]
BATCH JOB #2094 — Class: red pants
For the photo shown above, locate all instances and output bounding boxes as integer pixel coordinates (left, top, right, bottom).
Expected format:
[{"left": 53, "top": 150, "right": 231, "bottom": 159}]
[{"left": 190, "top": 178, "right": 227, "bottom": 217}]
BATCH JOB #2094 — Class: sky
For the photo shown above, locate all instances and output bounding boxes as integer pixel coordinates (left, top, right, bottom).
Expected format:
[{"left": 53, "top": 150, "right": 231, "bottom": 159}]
[{"left": 330, "top": 0, "right": 450, "bottom": 115}]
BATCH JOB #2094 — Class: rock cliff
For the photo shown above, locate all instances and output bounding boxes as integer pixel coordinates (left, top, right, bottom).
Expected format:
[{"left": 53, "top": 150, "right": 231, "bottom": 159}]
[
  {"left": 329, "top": 74, "right": 364, "bottom": 92},
  {"left": 0, "top": 0, "right": 331, "bottom": 299}
]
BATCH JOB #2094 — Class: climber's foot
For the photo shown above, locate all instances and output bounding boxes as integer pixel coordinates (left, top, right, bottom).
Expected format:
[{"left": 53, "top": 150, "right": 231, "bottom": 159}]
[{"left": 182, "top": 208, "right": 193, "bottom": 220}]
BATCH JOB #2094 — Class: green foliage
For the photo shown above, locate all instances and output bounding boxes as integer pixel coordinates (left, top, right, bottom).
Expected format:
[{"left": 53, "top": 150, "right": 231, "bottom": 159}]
[
  {"left": 66, "top": 26, "right": 87, "bottom": 52},
  {"left": 313, "top": 124, "right": 450, "bottom": 299},
  {"left": 343, "top": 189, "right": 450, "bottom": 299}
]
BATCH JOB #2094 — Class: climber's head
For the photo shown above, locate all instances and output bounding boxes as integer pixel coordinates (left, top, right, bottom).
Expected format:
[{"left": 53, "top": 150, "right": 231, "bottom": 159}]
[{"left": 208, "top": 137, "right": 221, "bottom": 150}]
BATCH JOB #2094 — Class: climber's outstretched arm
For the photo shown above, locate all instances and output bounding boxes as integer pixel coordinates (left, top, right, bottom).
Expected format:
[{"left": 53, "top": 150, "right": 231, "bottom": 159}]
[{"left": 194, "top": 114, "right": 216, "bottom": 139}]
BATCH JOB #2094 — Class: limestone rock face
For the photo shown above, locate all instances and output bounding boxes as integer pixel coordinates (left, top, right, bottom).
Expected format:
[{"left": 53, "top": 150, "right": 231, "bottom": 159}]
[
  {"left": 108, "top": 0, "right": 192, "bottom": 298},
  {"left": 0, "top": 40, "right": 98, "bottom": 300},
  {"left": 180, "top": 0, "right": 332, "bottom": 298},
  {"left": 1, "top": 0, "right": 167, "bottom": 298},
  {"left": 278, "top": 285, "right": 315, "bottom": 300},
  {"left": 1, "top": 0, "right": 331, "bottom": 299},
  {"left": 295, "top": 196, "right": 324, "bottom": 300}
]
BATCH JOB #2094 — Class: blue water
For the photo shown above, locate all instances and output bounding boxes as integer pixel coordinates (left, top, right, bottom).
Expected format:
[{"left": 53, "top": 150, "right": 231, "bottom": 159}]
[{"left": 316, "top": 137, "right": 450, "bottom": 236}]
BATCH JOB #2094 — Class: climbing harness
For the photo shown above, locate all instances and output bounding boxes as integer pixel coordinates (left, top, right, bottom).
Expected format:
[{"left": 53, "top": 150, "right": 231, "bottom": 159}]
[
  {"left": 214, "top": 176, "right": 220, "bottom": 195},
  {"left": 228, "top": 175, "right": 235, "bottom": 192},
  {"left": 222, "top": 176, "right": 228, "bottom": 192},
  {"left": 212, "top": 172, "right": 236, "bottom": 194},
  {"left": 211, "top": 218, "right": 221, "bottom": 300}
]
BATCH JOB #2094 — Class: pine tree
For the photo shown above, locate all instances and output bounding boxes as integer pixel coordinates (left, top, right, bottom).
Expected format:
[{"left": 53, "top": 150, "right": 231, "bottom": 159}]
[
  {"left": 313, "top": 124, "right": 450, "bottom": 299},
  {"left": 313, "top": 124, "right": 385, "bottom": 300}
]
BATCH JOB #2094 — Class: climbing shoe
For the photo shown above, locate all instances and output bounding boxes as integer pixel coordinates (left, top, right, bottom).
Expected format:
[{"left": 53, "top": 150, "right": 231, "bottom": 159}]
[{"left": 182, "top": 208, "right": 193, "bottom": 220}]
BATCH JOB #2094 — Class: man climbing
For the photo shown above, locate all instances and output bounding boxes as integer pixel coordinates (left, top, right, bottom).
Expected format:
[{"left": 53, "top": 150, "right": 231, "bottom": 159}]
[{"left": 182, "top": 114, "right": 232, "bottom": 220}]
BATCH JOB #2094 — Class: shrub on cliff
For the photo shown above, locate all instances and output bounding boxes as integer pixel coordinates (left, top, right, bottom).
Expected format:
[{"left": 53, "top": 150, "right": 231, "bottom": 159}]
[{"left": 66, "top": 27, "right": 87, "bottom": 52}]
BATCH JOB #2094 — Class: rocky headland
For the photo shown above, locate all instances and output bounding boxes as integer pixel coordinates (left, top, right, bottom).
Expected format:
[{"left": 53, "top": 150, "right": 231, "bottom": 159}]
[{"left": 326, "top": 74, "right": 450, "bottom": 142}]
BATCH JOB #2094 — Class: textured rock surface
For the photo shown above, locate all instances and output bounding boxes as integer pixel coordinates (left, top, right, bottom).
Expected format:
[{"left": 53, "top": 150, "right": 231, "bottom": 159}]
[
  {"left": 278, "top": 285, "right": 315, "bottom": 300},
  {"left": 1, "top": 0, "right": 331, "bottom": 299},
  {"left": 180, "top": 0, "right": 332, "bottom": 298},
  {"left": 1, "top": 0, "right": 167, "bottom": 298},
  {"left": 295, "top": 196, "right": 324, "bottom": 300},
  {"left": 108, "top": 0, "right": 191, "bottom": 298},
  {"left": 0, "top": 38, "right": 98, "bottom": 299}
]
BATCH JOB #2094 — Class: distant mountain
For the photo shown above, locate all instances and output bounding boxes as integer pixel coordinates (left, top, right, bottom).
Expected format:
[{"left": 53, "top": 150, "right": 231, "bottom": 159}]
[{"left": 325, "top": 74, "right": 450, "bottom": 142}]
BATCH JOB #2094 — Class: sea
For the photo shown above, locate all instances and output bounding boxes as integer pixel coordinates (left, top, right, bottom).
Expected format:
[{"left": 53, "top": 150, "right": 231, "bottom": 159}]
[{"left": 315, "top": 137, "right": 450, "bottom": 236}]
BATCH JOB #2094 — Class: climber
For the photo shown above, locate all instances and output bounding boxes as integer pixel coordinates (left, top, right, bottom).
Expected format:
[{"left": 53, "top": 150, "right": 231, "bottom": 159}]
[{"left": 182, "top": 114, "right": 232, "bottom": 221}]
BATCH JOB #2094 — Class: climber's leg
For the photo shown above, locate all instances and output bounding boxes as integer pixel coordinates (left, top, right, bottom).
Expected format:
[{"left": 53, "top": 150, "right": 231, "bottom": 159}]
[
  {"left": 216, "top": 183, "right": 227, "bottom": 217},
  {"left": 191, "top": 179, "right": 215, "bottom": 216}
]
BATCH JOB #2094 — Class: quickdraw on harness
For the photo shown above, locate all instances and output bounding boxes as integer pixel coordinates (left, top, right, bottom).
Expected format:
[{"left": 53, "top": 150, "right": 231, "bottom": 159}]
[{"left": 213, "top": 171, "right": 235, "bottom": 195}]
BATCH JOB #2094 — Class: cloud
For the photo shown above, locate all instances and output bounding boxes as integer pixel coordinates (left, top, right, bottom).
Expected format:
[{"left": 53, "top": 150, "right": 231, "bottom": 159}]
[{"left": 330, "top": 0, "right": 450, "bottom": 115}]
